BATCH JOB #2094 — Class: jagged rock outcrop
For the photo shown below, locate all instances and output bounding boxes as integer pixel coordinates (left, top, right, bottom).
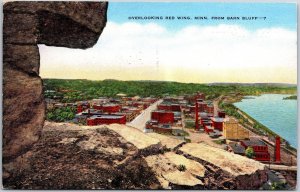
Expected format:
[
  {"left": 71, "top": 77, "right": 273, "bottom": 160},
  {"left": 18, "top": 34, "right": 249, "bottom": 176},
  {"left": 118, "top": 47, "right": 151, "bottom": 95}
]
[
  {"left": 3, "top": 1, "right": 108, "bottom": 163},
  {"left": 3, "top": 122, "right": 269, "bottom": 189},
  {"left": 178, "top": 143, "right": 268, "bottom": 189},
  {"left": 3, "top": 123, "right": 160, "bottom": 189}
]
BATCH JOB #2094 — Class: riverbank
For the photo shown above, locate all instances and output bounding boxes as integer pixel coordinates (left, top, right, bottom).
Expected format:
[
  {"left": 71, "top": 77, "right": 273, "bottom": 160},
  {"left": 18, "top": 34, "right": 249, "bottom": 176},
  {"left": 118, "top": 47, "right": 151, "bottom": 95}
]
[
  {"left": 217, "top": 93, "right": 297, "bottom": 153},
  {"left": 283, "top": 95, "right": 297, "bottom": 100}
]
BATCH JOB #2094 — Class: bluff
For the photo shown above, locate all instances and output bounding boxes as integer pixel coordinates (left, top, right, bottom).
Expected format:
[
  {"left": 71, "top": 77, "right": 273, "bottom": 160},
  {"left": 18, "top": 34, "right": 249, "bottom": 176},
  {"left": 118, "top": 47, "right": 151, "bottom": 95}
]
[
  {"left": 3, "top": 122, "right": 268, "bottom": 189},
  {"left": 3, "top": 1, "right": 108, "bottom": 163}
]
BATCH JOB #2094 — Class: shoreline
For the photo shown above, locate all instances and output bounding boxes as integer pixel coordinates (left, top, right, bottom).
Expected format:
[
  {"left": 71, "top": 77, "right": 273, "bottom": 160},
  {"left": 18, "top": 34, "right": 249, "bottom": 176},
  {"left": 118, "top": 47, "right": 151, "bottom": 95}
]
[{"left": 218, "top": 93, "right": 297, "bottom": 152}]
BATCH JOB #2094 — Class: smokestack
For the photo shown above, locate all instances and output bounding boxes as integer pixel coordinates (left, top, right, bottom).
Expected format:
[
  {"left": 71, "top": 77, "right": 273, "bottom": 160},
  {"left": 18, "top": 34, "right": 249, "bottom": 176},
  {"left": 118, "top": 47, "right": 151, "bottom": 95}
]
[
  {"left": 195, "top": 99, "right": 199, "bottom": 131},
  {"left": 275, "top": 136, "right": 281, "bottom": 163}
]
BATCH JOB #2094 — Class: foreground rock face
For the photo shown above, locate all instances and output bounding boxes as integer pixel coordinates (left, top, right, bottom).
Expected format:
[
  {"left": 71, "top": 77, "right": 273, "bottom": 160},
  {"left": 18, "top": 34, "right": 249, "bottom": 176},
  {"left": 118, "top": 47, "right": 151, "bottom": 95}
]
[
  {"left": 3, "top": 1, "right": 108, "bottom": 162},
  {"left": 145, "top": 152, "right": 206, "bottom": 189},
  {"left": 178, "top": 143, "right": 268, "bottom": 189},
  {"left": 3, "top": 123, "right": 160, "bottom": 189},
  {"left": 3, "top": 122, "right": 269, "bottom": 189}
]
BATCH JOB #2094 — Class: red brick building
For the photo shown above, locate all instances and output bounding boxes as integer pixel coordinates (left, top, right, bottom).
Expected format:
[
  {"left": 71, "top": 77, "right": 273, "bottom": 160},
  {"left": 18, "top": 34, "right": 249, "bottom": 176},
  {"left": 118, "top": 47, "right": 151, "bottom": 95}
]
[
  {"left": 211, "top": 117, "right": 224, "bottom": 131},
  {"left": 93, "top": 104, "right": 102, "bottom": 110},
  {"left": 87, "top": 114, "right": 126, "bottom": 126},
  {"left": 91, "top": 103, "right": 121, "bottom": 113},
  {"left": 240, "top": 138, "right": 270, "bottom": 162},
  {"left": 102, "top": 104, "right": 121, "bottom": 113},
  {"left": 189, "top": 105, "right": 195, "bottom": 113},
  {"left": 158, "top": 104, "right": 181, "bottom": 112},
  {"left": 195, "top": 92, "right": 205, "bottom": 100},
  {"left": 77, "top": 101, "right": 90, "bottom": 113},
  {"left": 158, "top": 104, "right": 172, "bottom": 111},
  {"left": 151, "top": 110, "right": 174, "bottom": 124},
  {"left": 205, "top": 104, "right": 214, "bottom": 114},
  {"left": 204, "top": 125, "right": 214, "bottom": 133},
  {"left": 171, "top": 104, "right": 181, "bottom": 112},
  {"left": 198, "top": 102, "right": 207, "bottom": 112},
  {"left": 218, "top": 111, "right": 226, "bottom": 118},
  {"left": 146, "top": 120, "right": 172, "bottom": 134}
]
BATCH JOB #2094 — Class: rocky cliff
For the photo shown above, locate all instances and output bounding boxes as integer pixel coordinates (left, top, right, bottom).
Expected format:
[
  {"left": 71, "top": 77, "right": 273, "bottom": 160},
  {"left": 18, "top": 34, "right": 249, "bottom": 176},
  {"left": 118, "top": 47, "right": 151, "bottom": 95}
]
[
  {"left": 3, "top": 122, "right": 268, "bottom": 189},
  {"left": 3, "top": 1, "right": 108, "bottom": 163}
]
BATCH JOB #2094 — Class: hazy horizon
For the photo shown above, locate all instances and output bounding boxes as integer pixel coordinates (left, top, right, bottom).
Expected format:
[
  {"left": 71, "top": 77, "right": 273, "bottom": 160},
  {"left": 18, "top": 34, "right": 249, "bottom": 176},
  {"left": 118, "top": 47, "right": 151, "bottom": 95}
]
[{"left": 42, "top": 77, "right": 297, "bottom": 86}]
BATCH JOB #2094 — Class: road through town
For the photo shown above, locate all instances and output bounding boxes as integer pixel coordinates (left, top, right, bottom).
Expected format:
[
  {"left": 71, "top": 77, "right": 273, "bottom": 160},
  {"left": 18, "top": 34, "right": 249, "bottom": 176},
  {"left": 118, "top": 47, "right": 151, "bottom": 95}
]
[{"left": 126, "top": 99, "right": 163, "bottom": 131}]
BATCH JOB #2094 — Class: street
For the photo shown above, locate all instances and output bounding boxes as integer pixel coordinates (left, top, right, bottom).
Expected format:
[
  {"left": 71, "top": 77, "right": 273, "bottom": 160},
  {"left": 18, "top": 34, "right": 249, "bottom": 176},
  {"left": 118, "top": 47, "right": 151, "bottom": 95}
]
[{"left": 126, "top": 99, "right": 163, "bottom": 131}]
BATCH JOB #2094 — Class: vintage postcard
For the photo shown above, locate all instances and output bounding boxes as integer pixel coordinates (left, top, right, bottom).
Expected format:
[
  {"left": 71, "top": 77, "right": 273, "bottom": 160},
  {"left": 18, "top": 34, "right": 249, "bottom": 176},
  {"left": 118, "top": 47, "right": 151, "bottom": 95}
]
[{"left": 2, "top": 1, "right": 297, "bottom": 190}]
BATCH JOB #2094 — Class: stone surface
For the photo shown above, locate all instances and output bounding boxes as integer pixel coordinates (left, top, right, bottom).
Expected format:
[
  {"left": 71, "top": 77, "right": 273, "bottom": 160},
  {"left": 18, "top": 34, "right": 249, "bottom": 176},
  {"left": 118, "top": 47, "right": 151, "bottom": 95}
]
[
  {"left": 144, "top": 153, "right": 204, "bottom": 188},
  {"left": 3, "top": 12, "right": 38, "bottom": 44},
  {"left": 107, "top": 124, "right": 161, "bottom": 150},
  {"left": 3, "top": 44, "right": 40, "bottom": 74},
  {"left": 164, "top": 152, "right": 206, "bottom": 177},
  {"left": 4, "top": 1, "right": 108, "bottom": 48},
  {"left": 3, "top": 123, "right": 160, "bottom": 189},
  {"left": 179, "top": 143, "right": 266, "bottom": 177},
  {"left": 147, "top": 133, "right": 185, "bottom": 150},
  {"left": 3, "top": 122, "right": 271, "bottom": 189},
  {"left": 3, "top": 66, "right": 45, "bottom": 162},
  {"left": 3, "top": 1, "right": 108, "bottom": 163},
  {"left": 178, "top": 142, "right": 268, "bottom": 189},
  {"left": 4, "top": 1, "right": 107, "bottom": 32}
]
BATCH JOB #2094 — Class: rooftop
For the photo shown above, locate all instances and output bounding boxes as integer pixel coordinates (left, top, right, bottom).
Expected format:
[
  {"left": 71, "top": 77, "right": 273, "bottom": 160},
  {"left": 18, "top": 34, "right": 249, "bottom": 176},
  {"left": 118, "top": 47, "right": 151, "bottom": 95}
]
[
  {"left": 211, "top": 117, "right": 225, "bottom": 122},
  {"left": 89, "top": 114, "right": 125, "bottom": 120},
  {"left": 229, "top": 142, "right": 245, "bottom": 154},
  {"left": 241, "top": 138, "right": 267, "bottom": 147},
  {"left": 103, "top": 103, "right": 119, "bottom": 107},
  {"left": 153, "top": 110, "right": 173, "bottom": 113}
]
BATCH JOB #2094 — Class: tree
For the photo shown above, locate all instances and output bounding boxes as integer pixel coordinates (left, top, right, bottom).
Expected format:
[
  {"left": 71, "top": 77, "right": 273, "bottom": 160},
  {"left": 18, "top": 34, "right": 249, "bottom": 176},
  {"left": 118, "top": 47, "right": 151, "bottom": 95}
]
[
  {"left": 46, "top": 106, "right": 76, "bottom": 122},
  {"left": 245, "top": 147, "right": 255, "bottom": 158}
]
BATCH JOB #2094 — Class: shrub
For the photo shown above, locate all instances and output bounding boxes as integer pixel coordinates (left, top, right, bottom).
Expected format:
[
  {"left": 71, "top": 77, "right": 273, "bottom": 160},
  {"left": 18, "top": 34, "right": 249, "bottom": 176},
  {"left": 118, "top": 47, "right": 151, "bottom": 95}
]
[
  {"left": 245, "top": 147, "right": 255, "bottom": 158},
  {"left": 178, "top": 164, "right": 186, "bottom": 172}
]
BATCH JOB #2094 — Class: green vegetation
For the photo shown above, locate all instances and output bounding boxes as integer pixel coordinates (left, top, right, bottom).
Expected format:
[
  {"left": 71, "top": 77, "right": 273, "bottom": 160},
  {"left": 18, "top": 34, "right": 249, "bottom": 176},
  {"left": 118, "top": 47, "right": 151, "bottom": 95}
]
[
  {"left": 43, "top": 79, "right": 296, "bottom": 103},
  {"left": 46, "top": 106, "right": 76, "bottom": 122},
  {"left": 245, "top": 147, "right": 255, "bottom": 158},
  {"left": 271, "top": 182, "right": 286, "bottom": 190},
  {"left": 184, "top": 120, "right": 195, "bottom": 129},
  {"left": 173, "top": 130, "right": 189, "bottom": 137},
  {"left": 184, "top": 138, "right": 191, "bottom": 143},
  {"left": 283, "top": 95, "right": 297, "bottom": 100},
  {"left": 213, "top": 139, "right": 225, "bottom": 145},
  {"left": 177, "top": 164, "right": 187, "bottom": 172}
]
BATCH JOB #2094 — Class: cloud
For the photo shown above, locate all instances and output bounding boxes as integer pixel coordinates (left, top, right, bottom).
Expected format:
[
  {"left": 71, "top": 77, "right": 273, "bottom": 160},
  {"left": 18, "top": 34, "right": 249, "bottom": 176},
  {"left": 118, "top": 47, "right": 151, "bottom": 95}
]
[{"left": 39, "top": 22, "right": 297, "bottom": 83}]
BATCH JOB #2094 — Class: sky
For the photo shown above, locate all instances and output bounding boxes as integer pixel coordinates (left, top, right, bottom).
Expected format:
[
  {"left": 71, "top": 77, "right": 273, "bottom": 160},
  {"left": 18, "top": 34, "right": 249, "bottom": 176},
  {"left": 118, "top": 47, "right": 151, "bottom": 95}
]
[{"left": 40, "top": 2, "right": 297, "bottom": 84}]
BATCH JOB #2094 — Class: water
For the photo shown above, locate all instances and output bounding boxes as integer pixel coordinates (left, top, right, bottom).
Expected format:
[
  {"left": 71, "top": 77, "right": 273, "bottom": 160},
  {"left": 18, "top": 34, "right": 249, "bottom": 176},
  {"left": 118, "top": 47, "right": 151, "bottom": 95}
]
[{"left": 234, "top": 94, "right": 297, "bottom": 148}]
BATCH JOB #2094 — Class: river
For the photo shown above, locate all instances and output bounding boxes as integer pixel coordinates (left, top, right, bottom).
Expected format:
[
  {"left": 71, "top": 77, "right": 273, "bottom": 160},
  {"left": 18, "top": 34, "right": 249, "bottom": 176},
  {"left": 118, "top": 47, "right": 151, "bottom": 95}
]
[{"left": 234, "top": 94, "right": 297, "bottom": 148}]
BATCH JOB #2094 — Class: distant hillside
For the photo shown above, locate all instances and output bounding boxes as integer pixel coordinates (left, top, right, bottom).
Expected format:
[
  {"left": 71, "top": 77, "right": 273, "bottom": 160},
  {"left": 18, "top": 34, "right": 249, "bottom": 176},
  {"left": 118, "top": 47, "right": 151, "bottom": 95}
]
[
  {"left": 43, "top": 78, "right": 297, "bottom": 103},
  {"left": 208, "top": 82, "right": 297, "bottom": 87}
]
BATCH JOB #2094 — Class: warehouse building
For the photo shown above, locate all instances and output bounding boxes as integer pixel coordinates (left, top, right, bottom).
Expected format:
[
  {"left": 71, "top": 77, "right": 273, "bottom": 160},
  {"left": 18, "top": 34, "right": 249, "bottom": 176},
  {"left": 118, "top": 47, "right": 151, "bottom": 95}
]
[
  {"left": 87, "top": 114, "right": 126, "bottom": 126},
  {"left": 223, "top": 118, "right": 249, "bottom": 140},
  {"left": 151, "top": 110, "right": 175, "bottom": 124},
  {"left": 210, "top": 117, "right": 225, "bottom": 131}
]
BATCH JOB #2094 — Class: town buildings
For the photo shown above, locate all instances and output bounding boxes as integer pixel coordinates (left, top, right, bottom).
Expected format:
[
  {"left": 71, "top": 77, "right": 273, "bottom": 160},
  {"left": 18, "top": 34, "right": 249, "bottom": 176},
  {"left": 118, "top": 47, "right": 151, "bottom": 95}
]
[{"left": 75, "top": 96, "right": 157, "bottom": 126}]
